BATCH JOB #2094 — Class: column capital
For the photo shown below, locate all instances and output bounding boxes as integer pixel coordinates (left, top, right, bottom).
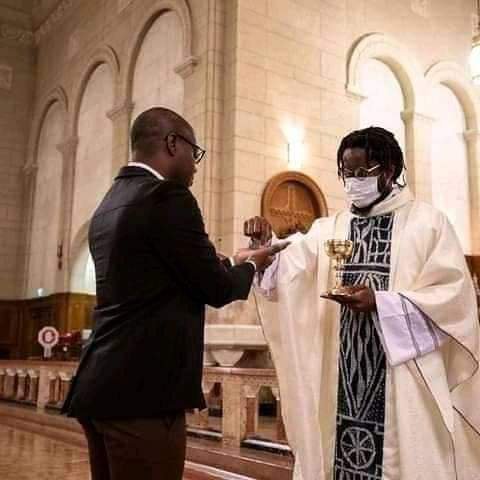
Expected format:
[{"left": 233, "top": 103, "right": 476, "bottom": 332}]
[
  {"left": 107, "top": 100, "right": 134, "bottom": 121},
  {"left": 345, "top": 84, "right": 367, "bottom": 103},
  {"left": 464, "top": 129, "right": 480, "bottom": 142},
  {"left": 174, "top": 56, "right": 200, "bottom": 79},
  {"left": 400, "top": 109, "right": 434, "bottom": 124},
  {"left": 23, "top": 162, "right": 38, "bottom": 177},
  {"left": 56, "top": 136, "right": 79, "bottom": 157}
]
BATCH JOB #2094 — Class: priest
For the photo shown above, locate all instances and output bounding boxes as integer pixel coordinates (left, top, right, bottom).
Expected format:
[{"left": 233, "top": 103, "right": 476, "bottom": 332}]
[{"left": 247, "top": 127, "right": 480, "bottom": 480}]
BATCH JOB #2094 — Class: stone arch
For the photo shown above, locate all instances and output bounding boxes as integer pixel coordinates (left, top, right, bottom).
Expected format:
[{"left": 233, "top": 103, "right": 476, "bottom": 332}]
[
  {"left": 346, "top": 33, "right": 423, "bottom": 112},
  {"left": 424, "top": 61, "right": 479, "bottom": 132},
  {"left": 71, "top": 45, "right": 120, "bottom": 134},
  {"left": 425, "top": 61, "right": 480, "bottom": 253},
  {"left": 122, "top": 0, "right": 197, "bottom": 105},
  {"left": 26, "top": 86, "right": 68, "bottom": 170}
]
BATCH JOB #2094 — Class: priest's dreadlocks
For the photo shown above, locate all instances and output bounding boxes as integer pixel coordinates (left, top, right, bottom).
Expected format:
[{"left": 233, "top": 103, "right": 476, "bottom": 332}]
[{"left": 337, "top": 126, "right": 406, "bottom": 185}]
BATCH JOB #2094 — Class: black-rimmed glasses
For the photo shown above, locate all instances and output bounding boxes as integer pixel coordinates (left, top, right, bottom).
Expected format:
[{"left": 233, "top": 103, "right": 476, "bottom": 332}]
[{"left": 165, "top": 132, "right": 206, "bottom": 164}]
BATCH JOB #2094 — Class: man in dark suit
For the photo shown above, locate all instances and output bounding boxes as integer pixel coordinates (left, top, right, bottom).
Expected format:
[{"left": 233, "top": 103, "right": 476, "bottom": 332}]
[{"left": 62, "top": 107, "right": 286, "bottom": 480}]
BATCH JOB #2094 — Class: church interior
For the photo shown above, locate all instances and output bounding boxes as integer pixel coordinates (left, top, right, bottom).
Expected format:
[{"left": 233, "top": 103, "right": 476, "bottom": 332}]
[{"left": 1, "top": 0, "right": 480, "bottom": 478}]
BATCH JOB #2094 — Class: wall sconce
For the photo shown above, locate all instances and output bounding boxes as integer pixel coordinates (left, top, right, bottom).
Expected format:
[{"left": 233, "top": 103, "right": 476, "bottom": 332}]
[
  {"left": 287, "top": 141, "right": 304, "bottom": 170},
  {"left": 37, "top": 288, "right": 44, "bottom": 297}
]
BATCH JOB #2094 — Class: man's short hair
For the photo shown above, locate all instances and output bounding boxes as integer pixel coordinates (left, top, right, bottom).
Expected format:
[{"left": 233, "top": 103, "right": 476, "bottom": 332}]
[{"left": 130, "top": 107, "right": 192, "bottom": 157}]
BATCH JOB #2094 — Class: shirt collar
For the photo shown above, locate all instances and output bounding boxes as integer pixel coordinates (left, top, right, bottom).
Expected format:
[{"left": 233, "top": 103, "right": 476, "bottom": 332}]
[{"left": 128, "top": 162, "right": 165, "bottom": 181}]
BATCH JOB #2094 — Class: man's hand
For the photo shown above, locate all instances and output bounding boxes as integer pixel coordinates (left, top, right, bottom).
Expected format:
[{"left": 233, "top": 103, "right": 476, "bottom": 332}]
[
  {"left": 234, "top": 241, "right": 290, "bottom": 271},
  {"left": 244, "top": 216, "right": 273, "bottom": 247},
  {"left": 323, "top": 285, "right": 377, "bottom": 313}
]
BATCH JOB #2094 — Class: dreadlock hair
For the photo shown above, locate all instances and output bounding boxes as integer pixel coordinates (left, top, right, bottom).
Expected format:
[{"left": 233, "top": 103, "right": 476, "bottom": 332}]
[{"left": 337, "top": 126, "right": 406, "bottom": 186}]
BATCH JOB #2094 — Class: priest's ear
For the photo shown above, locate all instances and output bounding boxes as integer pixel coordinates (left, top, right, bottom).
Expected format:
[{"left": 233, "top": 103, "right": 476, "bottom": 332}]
[{"left": 380, "top": 164, "right": 395, "bottom": 191}]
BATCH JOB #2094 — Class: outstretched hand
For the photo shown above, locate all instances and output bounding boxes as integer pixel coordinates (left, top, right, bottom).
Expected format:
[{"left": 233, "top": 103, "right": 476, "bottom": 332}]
[
  {"left": 234, "top": 241, "right": 290, "bottom": 272},
  {"left": 322, "top": 285, "right": 377, "bottom": 313}
]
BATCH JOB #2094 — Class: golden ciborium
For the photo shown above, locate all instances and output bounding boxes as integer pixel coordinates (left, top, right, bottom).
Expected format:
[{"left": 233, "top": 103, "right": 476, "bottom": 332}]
[{"left": 322, "top": 239, "right": 354, "bottom": 296}]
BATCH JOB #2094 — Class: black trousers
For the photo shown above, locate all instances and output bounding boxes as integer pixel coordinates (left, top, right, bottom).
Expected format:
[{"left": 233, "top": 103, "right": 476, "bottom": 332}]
[{"left": 79, "top": 411, "right": 186, "bottom": 480}]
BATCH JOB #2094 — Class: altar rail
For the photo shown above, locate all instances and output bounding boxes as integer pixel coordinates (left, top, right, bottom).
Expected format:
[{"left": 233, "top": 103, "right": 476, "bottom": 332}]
[{"left": 0, "top": 360, "right": 288, "bottom": 449}]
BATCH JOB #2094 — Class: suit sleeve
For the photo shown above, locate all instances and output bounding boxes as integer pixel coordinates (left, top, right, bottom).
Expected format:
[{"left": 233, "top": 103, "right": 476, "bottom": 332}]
[{"left": 149, "top": 184, "right": 255, "bottom": 308}]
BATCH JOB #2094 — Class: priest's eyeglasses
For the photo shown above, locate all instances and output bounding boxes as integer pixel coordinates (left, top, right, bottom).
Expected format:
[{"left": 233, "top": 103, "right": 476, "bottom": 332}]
[
  {"left": 342, "top": 164, "right": 381, "bottom": 178},
  {"left": 165, "top": 132, "right": 206, "bottom": 164}
]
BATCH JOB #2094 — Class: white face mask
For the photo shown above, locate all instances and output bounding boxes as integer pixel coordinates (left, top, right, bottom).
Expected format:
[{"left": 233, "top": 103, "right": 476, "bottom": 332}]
[{"left": 344, "top": 176, "right": 382, "bottom": 208}]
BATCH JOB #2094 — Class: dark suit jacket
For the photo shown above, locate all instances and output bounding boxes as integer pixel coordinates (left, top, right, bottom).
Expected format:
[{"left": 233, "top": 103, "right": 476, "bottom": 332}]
[{"left": 62, "top": 166, "right": 255, "bottom": 419}]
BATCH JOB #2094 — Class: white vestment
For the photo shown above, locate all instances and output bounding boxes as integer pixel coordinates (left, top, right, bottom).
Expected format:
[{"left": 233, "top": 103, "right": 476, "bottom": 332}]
[{"left": 257, "top": 187, "right": 480, "bottom": 480}]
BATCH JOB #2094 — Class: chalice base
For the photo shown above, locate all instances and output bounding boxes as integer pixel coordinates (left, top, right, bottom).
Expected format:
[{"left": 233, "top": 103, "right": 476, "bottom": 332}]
[{"left": 320, "top": 286, "right": 356, "bottom": 298}]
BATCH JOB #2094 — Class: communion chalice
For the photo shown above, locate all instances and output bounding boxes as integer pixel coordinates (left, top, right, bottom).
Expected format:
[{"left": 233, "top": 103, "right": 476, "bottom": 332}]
[{"left": 322, "top": 239, "right": 354, "bottom": 297}]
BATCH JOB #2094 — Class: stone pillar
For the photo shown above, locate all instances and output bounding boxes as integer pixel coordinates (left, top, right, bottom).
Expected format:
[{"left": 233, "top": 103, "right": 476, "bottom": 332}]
[
  {"left": 15, "top": 369, "right": 27, "bottom": 400},
  {"left": 401, "top": 110, "right": 434, "bottom": 202},
  {"left": 107, "top": 100, "right": 134, "bottom": 179},
  {"left": 271, "top": 387, "right": 287, "bottom": 442},
  {"left": 4, "top": 368, "right": 16, "bottom": 398},
  {"left": 55, "top": 137, "right": 79, "bottom": 292},
  {"left": 244, "top": 384, "right": 260, "bottom": 438},
  {"left": 21, "top": 163, "right": 38, "bottom": 296},
  {"left": 37, "top": 366, "right": 50, "bottom": 410},
  {"left": 0, "top": 368, "right": 5, "bottom": 397},
  {"left": 197, "top": 381, "right": 216, "bottom": 429},
  {"left": 464, "top": 129, "right": 480, "bottom": 253},
  {"left": 27, "top": 369, "right": 39, "bottom": 404},
  {"left": 222, "top": 375, "right": 245, "bottom": 447},
  {"left": 58, "top": 371, "right": 73, "bottom": 407}
]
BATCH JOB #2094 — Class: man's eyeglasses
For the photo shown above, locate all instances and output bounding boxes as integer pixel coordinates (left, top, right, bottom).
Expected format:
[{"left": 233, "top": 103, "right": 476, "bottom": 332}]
[
  {"left": 165, "top": 132, "right": 206, "bottom": 164},
  {"left": 342, "top": 164, "right": 381, "bottom": 178}
]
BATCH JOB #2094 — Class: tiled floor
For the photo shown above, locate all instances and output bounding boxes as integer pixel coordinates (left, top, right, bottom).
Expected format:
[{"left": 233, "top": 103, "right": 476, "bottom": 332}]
[
  {"left": 0, "top": 424, "right": 230, "bottom": 480},
  {"left": 0, "top": 423, "right": 90, "bottom": 479}
]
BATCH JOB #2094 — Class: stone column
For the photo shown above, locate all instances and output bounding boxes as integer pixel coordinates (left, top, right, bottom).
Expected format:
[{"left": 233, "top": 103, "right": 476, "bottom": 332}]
[
  {"left": 55, "top": 137, "right": 79, "bottom": 293},
  {"left": 222, "top": 375, "right": 245, "bottom": 447},
  {"left": 244, "top": 384, "right": 260, "bottom": 438},
  {"left": 20, "top": 163, "right": 38, "bottom": 296},
  {"left": 15, "top": 369, "right": 27, "bottom": 400},
  {"left": 464, "top": 129, "right": 480, "bottom": 253},
  {"left": 271, "top": 387, "right": 287, "bottom": 442},
  {"left": 197, "top": 380, "right": 216, "bottom": 429},
  {"left": 4, "top": 368, "right": 16, "bottom": 399},
  {"left": 27, "top": 369, "right": 39, "bottom": 404},
  {"left": 107, "top": 100, "right": 134, "bottom": 179},
  {"left": 0, "top": 368, "right": 5, "bottom": 397},
  {"left": 401, "top": 110, "right": 434, "bottom": 202},
  {"left": 37, "top": 366, "right": 50, "bottom": 410}
]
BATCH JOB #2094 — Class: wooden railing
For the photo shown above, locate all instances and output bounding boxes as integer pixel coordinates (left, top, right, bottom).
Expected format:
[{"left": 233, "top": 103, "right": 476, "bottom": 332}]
[{"left": 0, "top": 360, "right": 288, "bottom": 450}]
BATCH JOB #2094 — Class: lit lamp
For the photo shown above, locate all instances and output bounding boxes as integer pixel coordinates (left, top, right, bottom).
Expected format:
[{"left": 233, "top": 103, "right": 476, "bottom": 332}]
[
  {"left": 287, "top": 141, "right": 304, "bottom": 170},
  {"left": 470, "top": 1, "right": 480, "bottom": 84}
]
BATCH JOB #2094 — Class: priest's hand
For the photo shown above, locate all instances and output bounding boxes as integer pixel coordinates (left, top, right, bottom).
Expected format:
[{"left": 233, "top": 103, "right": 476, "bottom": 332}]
[
  {"left": 324, "top": 285, "right": 377, "bottom": 313},
  {"left": 233, "top": 241, "right": 290, "bottom": 271},
  {"left": 244, "top": 216, "right": 273, "bottom": 247}
]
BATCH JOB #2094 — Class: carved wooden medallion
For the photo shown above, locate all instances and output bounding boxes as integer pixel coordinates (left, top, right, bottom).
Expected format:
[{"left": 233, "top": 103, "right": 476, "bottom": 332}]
[{"left": 262, "top": 172, "right": 328, "bottom": 238}]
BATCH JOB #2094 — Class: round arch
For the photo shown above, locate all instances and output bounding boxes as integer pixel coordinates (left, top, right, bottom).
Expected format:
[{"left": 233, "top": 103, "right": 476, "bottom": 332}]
[
  {"left": 346, "top": 33, "right": 424, "bottom": 112},
  {"left": 71, "top": 45, "right": 120, "bottom": 134},
  {"left": 26, "top": 86, "right": 68, "bottom": 170},
  {"left": 424, "top": 61, "right": 479, "bottom": 132},
  {"left": 122, "top": 0, "right": 196, "bottom": 106}
]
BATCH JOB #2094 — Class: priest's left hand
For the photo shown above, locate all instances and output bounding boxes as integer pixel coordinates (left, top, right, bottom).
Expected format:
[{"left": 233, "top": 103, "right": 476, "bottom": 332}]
[{"left": 324, "top": 286, "right": 376, "bottom": 313}]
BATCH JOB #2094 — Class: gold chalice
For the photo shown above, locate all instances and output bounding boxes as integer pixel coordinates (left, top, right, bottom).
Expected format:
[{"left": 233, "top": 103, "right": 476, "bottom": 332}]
[{"left": 322, "top": 239, "right": 354, "bottom": 296}]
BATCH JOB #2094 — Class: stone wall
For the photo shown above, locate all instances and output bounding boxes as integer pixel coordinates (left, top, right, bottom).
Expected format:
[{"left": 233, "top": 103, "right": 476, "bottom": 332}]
[
  {"left": 1, "top": 0, "right": 480, "bottom": 305},
  {"left": 0, "top": 2, "right": 35, "bottom": 299}
]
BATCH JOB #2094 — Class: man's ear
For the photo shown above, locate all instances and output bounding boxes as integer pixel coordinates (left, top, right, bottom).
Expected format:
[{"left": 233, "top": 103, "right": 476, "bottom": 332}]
[{"left": 165, "top": 134, "right": 176, "bottom": 156}]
